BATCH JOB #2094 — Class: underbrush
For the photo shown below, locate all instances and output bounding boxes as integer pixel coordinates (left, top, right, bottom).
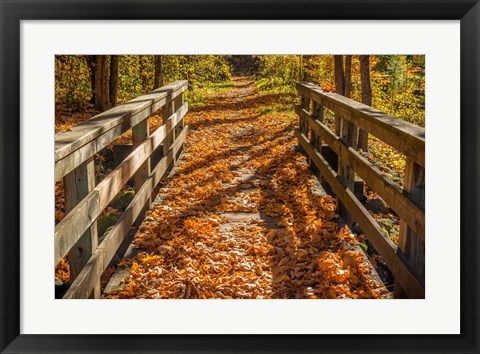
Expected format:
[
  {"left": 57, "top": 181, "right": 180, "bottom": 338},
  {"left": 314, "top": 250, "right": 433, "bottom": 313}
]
[
  {"left": 185, "top": 80, "right": 233, "bottom": 109},
  {"left": 256, "top": 77, "right": 296, "bottom": 96},
  {"left": 256, "top": 77, "right": 296, "bottom": 119}
]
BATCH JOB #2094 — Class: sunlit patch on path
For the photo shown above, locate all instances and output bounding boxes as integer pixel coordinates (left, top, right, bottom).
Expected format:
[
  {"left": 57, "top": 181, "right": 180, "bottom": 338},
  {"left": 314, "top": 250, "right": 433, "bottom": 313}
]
[{"left": 104, "top": 77, "right": 390, "bottom": 299}]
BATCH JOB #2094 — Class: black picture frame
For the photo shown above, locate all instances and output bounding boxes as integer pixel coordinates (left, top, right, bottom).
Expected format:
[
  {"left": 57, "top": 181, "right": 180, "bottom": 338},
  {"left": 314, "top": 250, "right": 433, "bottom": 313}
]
[{"left": 1, "top": 0, "right": 479, "bottom": 353}]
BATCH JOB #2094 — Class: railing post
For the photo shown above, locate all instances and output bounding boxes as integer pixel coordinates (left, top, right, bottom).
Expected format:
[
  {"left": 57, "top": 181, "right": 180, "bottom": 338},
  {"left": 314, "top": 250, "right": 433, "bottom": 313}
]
[
  {"left": 310, "top": 100, "right": 323, "bottom": 176},
  {"left": 300, "top": 93, "right": 310, "bottom": 134},
  {"left": 132, "top": 114, "right": 151, "bottom": 213},
  {"left": 63, "top": 157, "right": 100, "bottom": 298},
  {"left": 336, "top": 110, "right": 357, "bottom": 227},
  {"left": 298, "top": 93, "right": 310, "bottom": 156},
  {"left": 162, "top": 94, "right": 175, "bottom": 169},
  {"left": 173, "top": 91, "right": 185, "bottom": 159},
  {"left": 395, "top": 159, "right": 425, "bottom": 298}
]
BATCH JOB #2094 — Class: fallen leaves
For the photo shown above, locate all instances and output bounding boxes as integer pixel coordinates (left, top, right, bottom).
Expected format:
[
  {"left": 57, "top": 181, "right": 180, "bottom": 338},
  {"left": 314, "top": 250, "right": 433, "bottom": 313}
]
[{"left": 105, "top": 77, "right": 389, "bottom": 299}]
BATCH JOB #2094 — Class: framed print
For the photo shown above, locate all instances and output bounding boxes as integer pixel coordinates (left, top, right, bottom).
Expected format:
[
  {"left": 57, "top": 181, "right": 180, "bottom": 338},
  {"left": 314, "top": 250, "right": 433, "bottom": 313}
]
[{"left": 1, "top": 0, "right": 479, "bottom": 353}]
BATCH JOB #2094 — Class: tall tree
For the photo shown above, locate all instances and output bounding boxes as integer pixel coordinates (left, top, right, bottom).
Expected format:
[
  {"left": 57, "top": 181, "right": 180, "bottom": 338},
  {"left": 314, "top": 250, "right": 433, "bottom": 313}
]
[
  {"left": 91, "top": 55, "right": 111, "bottom": 111},
  {"left": 139, "top": 56, "right": 148, "bottom": 91},
  {"left": 344, "top": 55, "right": 352, "bottom": 98},
  {"left": 358, "top": 55, "right": 372, "bottom": 151},
  {"left": 86, "top": 56, "right": 96, "bottom": 104},
  {"left": 100, "top": 56, "right": 110, "bottom": 110},
  {"left": 93, "top": 56, "right": 105, "bottom": 111},
  {"left": 154, "top": 55, "right": 164, "bottom": 89},
  {"left": 89, "top": 55, "right": 118, "bottom": 111},
  {"left": 334, "top": 55, "right": 345, "bottom": 95},
  {"left": 109, "top": 55, "right": 119, "bottom": 108}
]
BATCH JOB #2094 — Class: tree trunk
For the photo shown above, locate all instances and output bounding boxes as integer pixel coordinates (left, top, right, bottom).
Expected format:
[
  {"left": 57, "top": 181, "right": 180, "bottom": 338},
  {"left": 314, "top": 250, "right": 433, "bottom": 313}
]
[
  {"left": 109, "top": 55, "right": 119, "bottom": 108},
  {"left": 93, "top": 55, "right": 111, "bottom": 111},
  {"left": 87, "top": 56, "right": 96, "bottom": 104},
  {"left": 186, "top": 55, "right": 194, "bottom": 91},
  {"left": 93, "top": 56, "right": 104, "bottom": 111},
  {"left": 154, "top": 55, "right": 164, "bottom": 89},
  {"left": 358, "top": 55, "right": 372, "bottom": 151},
  {"left": 344, "top": 55, "right": 352, "bottom": 98},
  {"left": 139, "top": 56, "right": 148, "bottom": 92},
  {"left": 101, "top": 56, "right": 110, "bottom": 110},
  {"left": 334, "top": 55, "right": 345, "bottom": 95}
]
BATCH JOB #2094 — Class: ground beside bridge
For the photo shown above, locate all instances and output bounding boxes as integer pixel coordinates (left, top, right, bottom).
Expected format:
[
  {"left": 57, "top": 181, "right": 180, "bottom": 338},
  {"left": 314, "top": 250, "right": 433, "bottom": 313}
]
[{"left": 104, "top": 77, "right": 390, "bottom": 299}]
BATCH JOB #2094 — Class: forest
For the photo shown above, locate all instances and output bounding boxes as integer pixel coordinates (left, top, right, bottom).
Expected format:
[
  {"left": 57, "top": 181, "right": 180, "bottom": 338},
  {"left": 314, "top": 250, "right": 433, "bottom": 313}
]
[{"left": 55, "top": 55, "right": 425, "bottom": 299}]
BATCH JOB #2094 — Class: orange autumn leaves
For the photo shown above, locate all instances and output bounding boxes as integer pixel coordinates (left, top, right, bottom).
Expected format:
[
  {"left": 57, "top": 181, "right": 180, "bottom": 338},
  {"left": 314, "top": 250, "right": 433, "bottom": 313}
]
[{"left": 105, "top": 78, "right": 388, "bottom": 299}]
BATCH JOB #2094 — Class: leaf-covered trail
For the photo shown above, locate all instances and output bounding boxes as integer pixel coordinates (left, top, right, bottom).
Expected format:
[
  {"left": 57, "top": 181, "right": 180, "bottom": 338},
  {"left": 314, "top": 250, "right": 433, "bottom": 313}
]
[{"left": 105, "top": 77, "right": 390, "bottom": 299}]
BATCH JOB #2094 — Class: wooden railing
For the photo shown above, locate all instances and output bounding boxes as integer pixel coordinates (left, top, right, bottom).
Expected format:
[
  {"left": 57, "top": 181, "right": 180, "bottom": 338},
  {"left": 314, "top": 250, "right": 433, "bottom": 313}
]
[
  {"left": 55, "top": 80, "right": 189, "bottom": 299},
  {"left": 295, "top": 82, "right": 425, "bottom": 299}
]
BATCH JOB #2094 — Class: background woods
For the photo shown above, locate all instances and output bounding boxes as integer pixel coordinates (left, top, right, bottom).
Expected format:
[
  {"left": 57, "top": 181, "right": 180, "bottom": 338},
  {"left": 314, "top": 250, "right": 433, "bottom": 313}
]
[{"left": 56, "top": 55, "right": 425, "bottom": 127}]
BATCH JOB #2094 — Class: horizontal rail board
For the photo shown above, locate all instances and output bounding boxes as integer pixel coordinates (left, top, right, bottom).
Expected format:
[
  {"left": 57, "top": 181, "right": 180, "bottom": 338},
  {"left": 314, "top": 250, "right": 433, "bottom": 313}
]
[
  {"left": 296, "top": 105, "right": 425, "bottom": 238},
  {"left": 63, "top": 126, "right": 189, "bottom": 299},
  {"left": 55, "top": 80, "right": 188, "bottom": 163},
  {"left": 296, "top": 82, "right": 425, "bottom": 167},
  {"left": 295, "top": 128, "right": 424, "bottom": 299},
  {"left": 54, "top": 104, "right": 187, "bottom": 265},
  {"left": 55, "top": 100, "right": 187, "bottom": 181}
]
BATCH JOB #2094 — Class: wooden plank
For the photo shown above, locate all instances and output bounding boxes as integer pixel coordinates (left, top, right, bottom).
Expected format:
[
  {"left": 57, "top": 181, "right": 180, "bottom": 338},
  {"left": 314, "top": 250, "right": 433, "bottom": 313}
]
[
  {"left": 54, "top": 104, "right": 188, "bottom": 265},
  {"left": 63, "top": 126, "right": 189, "bottom": 299},
  {"left": 296, "top": 105, "right": 425, "bottom": 238},
  {"left": 295, "top": 128, "right": 424, "bottom": 299},
  {"left": 55, "top": 80, "right": 188, "bottom": 162},
  {"left": 297, "top": 82, "right": 425, "bottom": 167},
  {"left": 63, "top": 157, "right": 100, "bottom": 298}
]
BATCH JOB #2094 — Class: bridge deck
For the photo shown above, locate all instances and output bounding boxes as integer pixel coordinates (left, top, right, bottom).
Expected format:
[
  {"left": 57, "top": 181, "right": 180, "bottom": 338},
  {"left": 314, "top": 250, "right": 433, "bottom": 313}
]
[{"left": 104, "top": 78, "right": 390, "bottom": 299}]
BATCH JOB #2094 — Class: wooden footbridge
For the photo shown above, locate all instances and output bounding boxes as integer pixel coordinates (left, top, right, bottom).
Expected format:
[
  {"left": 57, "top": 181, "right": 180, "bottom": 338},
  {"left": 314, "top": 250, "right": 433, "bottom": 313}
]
[{"left": 54, "top": 80, "right": 425, "bottom": 299}]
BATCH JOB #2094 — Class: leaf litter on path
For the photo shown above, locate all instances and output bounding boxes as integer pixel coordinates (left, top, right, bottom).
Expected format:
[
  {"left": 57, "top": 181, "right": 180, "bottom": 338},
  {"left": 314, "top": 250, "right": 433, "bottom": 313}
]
[{"left": 105, "top": 77, "right": 390, "bottom": 299}]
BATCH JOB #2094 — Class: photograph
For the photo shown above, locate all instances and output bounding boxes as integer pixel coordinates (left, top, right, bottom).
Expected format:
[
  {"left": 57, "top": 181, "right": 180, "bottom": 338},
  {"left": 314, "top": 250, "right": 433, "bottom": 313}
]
[{"left": 54, "top": 54, "right": 425, "bottom": 300}]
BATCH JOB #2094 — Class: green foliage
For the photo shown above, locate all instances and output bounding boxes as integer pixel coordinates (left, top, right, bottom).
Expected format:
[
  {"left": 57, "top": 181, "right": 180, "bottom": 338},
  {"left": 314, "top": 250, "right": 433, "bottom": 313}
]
[
  {"left": 55, "top": 54, "right": 425, "bottom": 128},
  {"left": 56, "top": 55, "right": 232, "bottom": 108},
  {"left": 55, "top": 55, "right": 92, "bottom": 109},
  {"left": 97, "top": 213, "right": 121, "bottom": 236},
  {"left": 257, "top": 55, "right": 303, "bottom": 84},
  {"left": 185, "top": 80, "right": 234, "bottom": 109},
  {"left": 371, "top": 56, "right": 425, "bottom": 127},
  {"left": 257, "top": 55, "right": 425, "bottom": 128},
  {"left": 110, "top": 188, "right": 135, "bottom": 210},
  {"left": 257, "top": 77, "right": 296, "bottom": 95}
]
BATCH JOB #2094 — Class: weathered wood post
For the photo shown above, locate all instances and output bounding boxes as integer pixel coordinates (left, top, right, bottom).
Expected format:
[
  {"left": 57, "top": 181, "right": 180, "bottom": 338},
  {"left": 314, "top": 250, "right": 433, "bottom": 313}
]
[
  {"left": 298, "top": 91, "right": 310, "bottom": 156},
  {"left": 395, "top": 159, "right": 425, "bottom": 298},
  {"left": 173, "top": 91, "right": 185, "bottom": 159},
  {"left": 132, "top": 110, "right": 152, "bottom": 214},
  {"left": 63, "top": 157, "right": 100, "bottom": 298},
  {"left": 162, "top": 92, "right": 175, "bottom": 169},
  {"left": 336, "top": 109, "right": 357, "bottom": 227},
  {"left": 310, "top": 100, "right": 323, "bottom": 176}
]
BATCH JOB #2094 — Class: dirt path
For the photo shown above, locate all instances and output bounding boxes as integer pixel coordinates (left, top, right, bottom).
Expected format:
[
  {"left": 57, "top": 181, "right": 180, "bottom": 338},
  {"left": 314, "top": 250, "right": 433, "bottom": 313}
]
[{"left": 104, "top": 77, "right": 389, "bottom": 299}]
